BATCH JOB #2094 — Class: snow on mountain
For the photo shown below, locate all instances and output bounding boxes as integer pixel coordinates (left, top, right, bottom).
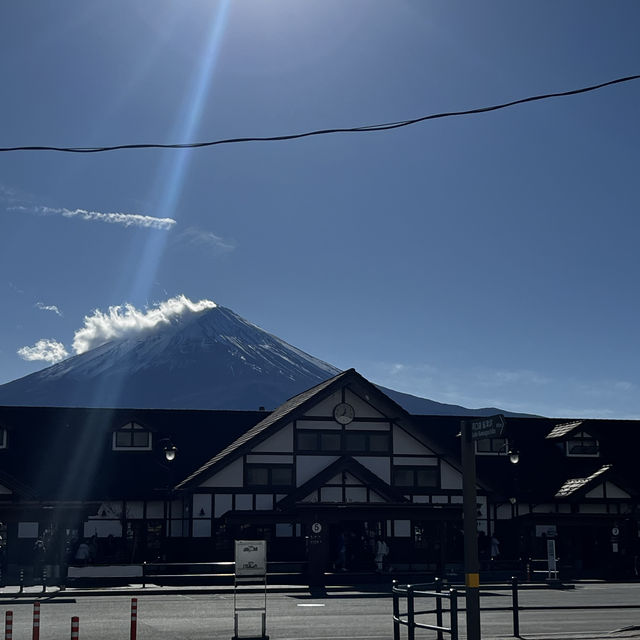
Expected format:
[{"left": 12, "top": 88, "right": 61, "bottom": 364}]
[{"left": 0, "top": 305, "right": 525, "bottom": 416}]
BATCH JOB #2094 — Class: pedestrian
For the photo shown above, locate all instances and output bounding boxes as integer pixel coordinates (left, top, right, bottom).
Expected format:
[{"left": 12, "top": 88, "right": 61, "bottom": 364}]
[
  {"left": 74, "top": 540, "right": 90, "bottom": 565},
  {"left": 490, "top": 534, "right": 500, "bottom": 563},
  {"left": 33, "top": 538, "right": 46, "bottom": 583},
  {"left": 375, "top": 537, "right": 389, "bottom": 572}
]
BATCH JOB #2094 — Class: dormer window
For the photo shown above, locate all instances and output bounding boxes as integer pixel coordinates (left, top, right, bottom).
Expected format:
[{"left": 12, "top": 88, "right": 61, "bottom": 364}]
[
  {"left": 566, "top": 431, "right": 599, "bottom": 457},
  {"left": 112, "top": 422, "right": 152, "bottom": 451}
]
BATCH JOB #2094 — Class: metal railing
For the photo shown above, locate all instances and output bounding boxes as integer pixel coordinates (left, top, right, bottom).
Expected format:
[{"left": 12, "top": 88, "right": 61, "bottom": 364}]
[
  {"left": 141, "top": 559, "right": 309, "bottom": 587},
  {"left": 392, "top": 578, "right": 459, "bottom": 640}
]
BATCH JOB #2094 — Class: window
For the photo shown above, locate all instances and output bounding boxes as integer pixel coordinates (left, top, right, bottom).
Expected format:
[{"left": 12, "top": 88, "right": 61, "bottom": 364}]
[
  {"left": 296, "top": 430, "right": 341, "bottom": 452},
  {"left": 112, "top": 422, "right": 152, "bottom": 450},
  {"left": 344, "top": 431, "right": 390, "bottom": 453},
  {"left": 475, "top": 437, "right": 508, "bottom": 455},
  {"left": 295, "top": 429, "right": 390, "bottom": 454},
  {"left": 566, "top": 431, "right": 599, "bottom": 457},
  {"left": 392, "top": 466, "right": 439, "bottom": 488},
  {"left": 246, "top": 464, "right": 293, "bottom": 487}
]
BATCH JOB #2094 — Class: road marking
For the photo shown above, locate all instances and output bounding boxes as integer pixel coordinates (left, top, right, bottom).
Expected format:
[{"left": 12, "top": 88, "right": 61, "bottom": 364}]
[{"left": 297, "top": 603, "right": 325, "bottom": 607}]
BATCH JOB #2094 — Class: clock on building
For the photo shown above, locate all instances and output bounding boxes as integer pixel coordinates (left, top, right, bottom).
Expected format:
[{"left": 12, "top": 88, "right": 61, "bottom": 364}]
[{"left": 333, "top": 402, "right": 355, "bottom": 425}]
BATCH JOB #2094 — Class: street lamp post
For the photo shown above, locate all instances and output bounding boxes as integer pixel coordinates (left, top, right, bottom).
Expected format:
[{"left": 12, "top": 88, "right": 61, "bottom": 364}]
[
  {"left": 460, "top": 414, "right": 508, "bottom": 640},
  {"left": 461, "top": 420, "right": 481, "bottom": 640},
  {"left": 157, "top": 438, "right": 178, "bottom": 560}
]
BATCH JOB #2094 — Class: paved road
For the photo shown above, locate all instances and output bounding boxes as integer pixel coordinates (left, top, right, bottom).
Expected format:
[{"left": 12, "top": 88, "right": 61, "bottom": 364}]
[{"left": 1, "top": 583, "right": 640, "bottom": 639}]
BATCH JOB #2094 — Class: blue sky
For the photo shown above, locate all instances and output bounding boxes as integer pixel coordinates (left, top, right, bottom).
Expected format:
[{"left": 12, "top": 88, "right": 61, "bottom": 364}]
[{"left": 1, "top": 1, "right": 639, "bottom": 418}]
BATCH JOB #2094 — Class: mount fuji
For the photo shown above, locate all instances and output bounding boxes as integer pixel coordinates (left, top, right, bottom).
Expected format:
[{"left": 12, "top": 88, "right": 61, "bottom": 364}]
[{"left": 0, "top": 305, "right": 520, "bottom": 416}]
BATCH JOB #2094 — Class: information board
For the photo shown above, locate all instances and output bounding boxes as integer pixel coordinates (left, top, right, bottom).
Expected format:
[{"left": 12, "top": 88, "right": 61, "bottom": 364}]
[{"left": 235, "top": 539, "right": 267, "bottom": 577}]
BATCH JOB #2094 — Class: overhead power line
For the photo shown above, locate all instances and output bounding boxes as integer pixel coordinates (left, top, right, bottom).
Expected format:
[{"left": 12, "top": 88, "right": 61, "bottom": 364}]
[{"left": 1, "top": 73, "right": 638, "bottom": 154}]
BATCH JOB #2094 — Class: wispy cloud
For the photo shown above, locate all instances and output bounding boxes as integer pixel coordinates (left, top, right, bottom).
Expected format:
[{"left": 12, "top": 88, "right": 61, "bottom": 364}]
[
  {"left": 72, "top": 295, "right": 217, "bottom": 353},
  {"left": 176, "top": 226, "right": 236, "bottom": 252},
  {"left": 35, "top": 302, "right": 63, "bottom": 316},
  {"left": 17, "top": 339, "right": 69, "bottom": 364},
  {"left": 8, "top": 282, "right": 24, "bottom": 294},
  {"left": 10, "top": 205, "right": 176, "bottom": 230}
]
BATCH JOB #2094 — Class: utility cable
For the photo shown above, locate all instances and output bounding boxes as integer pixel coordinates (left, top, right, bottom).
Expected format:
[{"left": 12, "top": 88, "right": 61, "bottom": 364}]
[{"left": 1, "top": 73, "right": 638, "bottom": 154}]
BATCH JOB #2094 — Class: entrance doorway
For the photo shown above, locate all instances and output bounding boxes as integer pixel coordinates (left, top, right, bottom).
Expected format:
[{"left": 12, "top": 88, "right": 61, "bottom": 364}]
[{"left": 328, "top": 520, "right": 382, "bottom": 571}]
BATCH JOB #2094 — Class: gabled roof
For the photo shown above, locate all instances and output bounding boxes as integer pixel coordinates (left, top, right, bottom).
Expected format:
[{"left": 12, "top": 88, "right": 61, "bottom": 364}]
[
  {"left": 276, "top": 456, "right": 410, "bottom": 510},
  {"left": 554, "top": 464, "right": 612, "bottom": 498},
  {"left": 176, "top": 368, "right": 429, "bottom": 490},
  {"left": 546, "top": 420, "right": 584, "bottom": 440}
]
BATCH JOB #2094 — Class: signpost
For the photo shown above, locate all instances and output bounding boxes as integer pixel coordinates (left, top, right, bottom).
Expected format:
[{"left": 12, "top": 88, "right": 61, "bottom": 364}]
[
  {"left": 233, "top": 540, "right": 269, "bottom": 640},
  {"left": 461, "top": 414, "right": 505, "bottom": 640}
]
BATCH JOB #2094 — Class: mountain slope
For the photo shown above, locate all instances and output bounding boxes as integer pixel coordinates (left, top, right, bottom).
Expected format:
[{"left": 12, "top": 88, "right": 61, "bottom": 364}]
[{"left": 0, "top": 305, "right": 526, "bottom": 416}]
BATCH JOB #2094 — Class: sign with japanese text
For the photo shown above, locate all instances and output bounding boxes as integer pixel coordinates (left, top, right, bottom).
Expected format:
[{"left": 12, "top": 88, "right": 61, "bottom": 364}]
[
  {"left": 470, "top": 415, "right": 505, "bottom": 440},
  {"left": 235, "top": 539, "right": 267, "bottom": 577}
]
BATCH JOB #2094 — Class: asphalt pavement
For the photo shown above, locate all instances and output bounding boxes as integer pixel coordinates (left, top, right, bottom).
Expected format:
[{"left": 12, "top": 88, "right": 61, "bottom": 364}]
[{"left": 1, "top": 580, "right": 640, "bottom": 639}]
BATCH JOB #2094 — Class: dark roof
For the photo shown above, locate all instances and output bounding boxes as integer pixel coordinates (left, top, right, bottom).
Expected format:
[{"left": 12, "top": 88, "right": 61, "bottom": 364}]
[
  {"left": 555, "top": 465, "right": 611, "bottom": 498},
  {"left": 0, "top": 405, "right": 262, "bottom": 501},
  {"left": 546, "top": 420, "right": 584, "bottom": 439}
]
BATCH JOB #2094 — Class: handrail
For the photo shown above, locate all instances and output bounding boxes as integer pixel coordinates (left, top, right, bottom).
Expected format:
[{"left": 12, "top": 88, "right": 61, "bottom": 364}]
[{"left": 392, "top": 578, "right": 458, "bottom": 640}]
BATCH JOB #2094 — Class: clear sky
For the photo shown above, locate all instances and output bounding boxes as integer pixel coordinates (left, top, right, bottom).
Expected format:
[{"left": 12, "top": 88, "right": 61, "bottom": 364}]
[{"left": 1, "top": 1, "right": 639, "bottom": 419}]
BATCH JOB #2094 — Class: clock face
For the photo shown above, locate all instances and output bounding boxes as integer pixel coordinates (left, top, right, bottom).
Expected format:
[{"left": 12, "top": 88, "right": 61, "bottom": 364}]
[{"left": 333, "top": 402, "right": 355, "bottom": 425}]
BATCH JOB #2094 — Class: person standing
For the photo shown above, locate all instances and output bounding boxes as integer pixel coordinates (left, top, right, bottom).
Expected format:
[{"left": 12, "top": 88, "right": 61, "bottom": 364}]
[{"left": 375, "top": 537, "right": 389, "bottom": 572}]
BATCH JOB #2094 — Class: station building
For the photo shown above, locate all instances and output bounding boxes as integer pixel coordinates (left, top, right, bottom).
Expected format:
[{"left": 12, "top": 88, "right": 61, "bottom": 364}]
[{"left": 0, "top": 369, "right": 637, "bottom": 582}]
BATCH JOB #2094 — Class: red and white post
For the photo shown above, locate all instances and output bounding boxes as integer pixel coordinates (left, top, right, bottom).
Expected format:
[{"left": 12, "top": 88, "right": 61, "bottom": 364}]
[
  {"left": 32, "top": 602, "right": 40, "bottom": 640},
  {"left": 130, "top": 598, "right": 137, "bottom": 640},
  {"left": 70, "top": 616, "right": 79, "bottom": 640},
  {"left": 4, "top": 611, "right": 13, "bottom": 640}
]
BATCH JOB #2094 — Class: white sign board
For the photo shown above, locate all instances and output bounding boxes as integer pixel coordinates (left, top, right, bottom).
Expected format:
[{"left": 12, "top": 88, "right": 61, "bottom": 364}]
[
  {"left": 235, "top": 539, "right": 267, "bottom": 577},
  {"left": 547, "top": 539, "right": 557, "bottom": 573}
]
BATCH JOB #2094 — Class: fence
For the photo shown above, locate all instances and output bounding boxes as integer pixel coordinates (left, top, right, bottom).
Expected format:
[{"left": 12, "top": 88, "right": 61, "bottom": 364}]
[
  {"left": 393, "top": 576, "right": 640, "bottom": 639},
  {"left": 392, "top": 578, "right": 459, "bottom": 640}
]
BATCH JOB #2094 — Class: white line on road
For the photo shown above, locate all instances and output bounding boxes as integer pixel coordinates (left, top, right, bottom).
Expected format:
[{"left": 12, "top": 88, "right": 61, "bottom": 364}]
[{"left": 296, "top": 603, "right": 326, "bottom": 607}]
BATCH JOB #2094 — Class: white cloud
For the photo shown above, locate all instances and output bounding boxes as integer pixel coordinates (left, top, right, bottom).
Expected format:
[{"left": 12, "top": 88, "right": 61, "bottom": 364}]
[
  {"left": 17, "top": 339, "right": 69, "bottom": 363},
  {"left": 177, "top": 226, "right": 236, "bottom": 252},
  {"left": 35, "top": 302, "right": 63, "bottom": 316},
  {"left": 72, "top": 295, "right": 217, "bottom": 354},
  {"left": 11, "top": 205, "right": 176, "bottom": 230}
]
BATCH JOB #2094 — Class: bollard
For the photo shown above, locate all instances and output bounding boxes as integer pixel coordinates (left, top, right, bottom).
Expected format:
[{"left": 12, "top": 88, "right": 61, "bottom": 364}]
[
  {"left": 511, "top": 576, "right": 520, "bottom": 637},
  {"left": 450, "top": 589, "right": 459, "bottom": 640},
  {"left": 5, "top": 611, "right": 13, "bottom": 640},
  {"left": 407, "top": 584, "right": 415, "bottom": 640},
  {"left": 70, "top": 616, "right": 79, "bottom": 640},
  {"left": 41, "top": 568, "right": 47, "bottom": 594},
  {"left": 435, "top": 577, "right": 444, "bottom": 640},
  {"left": 130, "top": 598, "right": 137, "bottom": 640},
  {"left": 33, "top": 602, "right": 41, "bottom": 640},
  {"left": 392, "top": 581, "right": 400, "bottom": 640},
  {"left": 19, "top": 570, "right": 24, "bottom": 594}
]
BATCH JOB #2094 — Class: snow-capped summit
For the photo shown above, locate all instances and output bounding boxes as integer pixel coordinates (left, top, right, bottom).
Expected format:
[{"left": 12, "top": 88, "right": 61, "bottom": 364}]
[
  {"left": 0, "top": 306, "right": 341, "bottom": 410},
  {"left": 0, "top": 304, "right": 524, "bottom": 416}
]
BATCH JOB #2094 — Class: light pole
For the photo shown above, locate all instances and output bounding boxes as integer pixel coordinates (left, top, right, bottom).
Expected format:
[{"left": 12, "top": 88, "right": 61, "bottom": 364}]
[
  {"left": 461, "top": 419, "right": 481, "bottom": 640},
  {"left": 460, "top": 415, "right": 508, "bottom": 640},
  {"left": 157, "top": 438, "right": 178, "bottom": 560}
]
